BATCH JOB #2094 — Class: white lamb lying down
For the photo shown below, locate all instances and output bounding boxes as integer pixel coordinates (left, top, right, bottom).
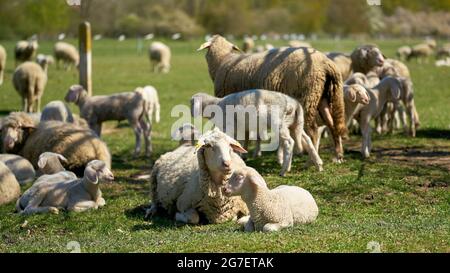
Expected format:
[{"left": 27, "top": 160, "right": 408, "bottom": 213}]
[
  {"left": 223, "top": 166, "right": 318, "bottom": 232},
  {"left": 16, "top": 160, "right": 113, "bottom": 215}
]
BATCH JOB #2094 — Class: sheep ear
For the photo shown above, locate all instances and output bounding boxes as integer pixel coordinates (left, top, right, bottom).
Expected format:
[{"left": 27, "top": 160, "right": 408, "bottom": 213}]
[
  {"left": 197, "top": 41, "right": 212, "bottom": 51},
  {"left": 229, "top": 141, "right": 247, "bottom": 154},
  {"left": 37, "top": 157, "right": 47, "bottom": 169},
  {"left": 57, "top": 154, "right": 68, "bottom": 163},
  {"left": 85, "top": 167, "right": 98, "bottom": 184},
  {"left": 249, "top": 175, "right": 266, "bottom": 188},
  {"left": 345, "top": 86, "right": 357, "bottom": 103}
]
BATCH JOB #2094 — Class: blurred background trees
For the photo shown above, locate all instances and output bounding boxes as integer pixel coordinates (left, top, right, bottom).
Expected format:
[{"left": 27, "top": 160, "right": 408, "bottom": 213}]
[{"left": 0, "top": 0, "right": 449, "bottom": 39}]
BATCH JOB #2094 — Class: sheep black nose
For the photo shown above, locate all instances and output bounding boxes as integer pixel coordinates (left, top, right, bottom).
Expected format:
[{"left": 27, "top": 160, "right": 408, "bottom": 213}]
[{"left": 223, "top": 161, "right": 231, "bottom": 168}]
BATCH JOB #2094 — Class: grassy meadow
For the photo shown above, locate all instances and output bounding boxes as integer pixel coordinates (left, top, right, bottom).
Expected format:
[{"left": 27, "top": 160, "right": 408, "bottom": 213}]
[{"left": 0, "top": 37, "right": 448, "bottom": 252}]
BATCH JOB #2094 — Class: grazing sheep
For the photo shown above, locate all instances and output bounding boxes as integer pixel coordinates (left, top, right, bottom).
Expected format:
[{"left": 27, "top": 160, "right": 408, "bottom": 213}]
[
  {"left": 0, "top": 154, "right": 35, "bottom": 185},
  {"left": 355, "top": 77, "right": 402, "bottom": 158},
  {"left": 16, "top": 160, "right": 113, "bottom": 215},
  {"left": 15, "top": 40, "right": 38, "bottom": 66},
  {"left": 1, "top": 112, "right": 111, "bottom": 176},
  {"left": 0, "top": 161, "right": 21, "bottom": 206},
  {"left": 149, "top": 42, "right": 171, "bottom": 73},
  {"left": 223, "top": 166, "right": 318, "bottom": 232},
  {"left": 53, "top": 42, "right": 79, "bottom": 70},
  {"left": 134, "top": 85, "right": 161, "bottom": 123},
  {"left": 0, "top": 44, "right": 6, "bottom": 86},
  {"left": 198, "top": 35, "right": 347, "bottom": 163},
  {"left": 41, "top": 101, "right": 75, "bottom": 123},
  {"left": 147, "top": 128, "right": 249, "bottom": 224},
  {"left": 407, "top": 43, "right": 434, "bottom": 63},
  {"left": 327, "top": 52, "right": 353, "bottom": 81},
  {"left": 65, "top": 84, "right": 152, "bottom": 157},
  {"left": 13, "top": 61, "right": 48, "bottom": 113},
  {"left": 171, "top": 123, "right": 201, "bottom": 146},
  {"left": 191, "top": 90, "right": 323, "bottom": 176},
  {"left": 396, "top": 46, "right": 412, "bottom": 61},
  {"left": 242, "top": 37, "right": 255, "bottom": 53}
]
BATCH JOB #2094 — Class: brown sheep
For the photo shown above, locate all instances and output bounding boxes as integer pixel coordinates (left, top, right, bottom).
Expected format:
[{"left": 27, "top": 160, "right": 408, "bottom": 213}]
[{"left": 198, "top": 35, "right": 347, "bottom": 162}]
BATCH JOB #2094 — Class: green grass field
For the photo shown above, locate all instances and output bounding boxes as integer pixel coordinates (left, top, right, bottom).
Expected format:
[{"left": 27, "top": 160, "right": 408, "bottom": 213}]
[{"left": 0, "top": 38, "right": 449, "bottom": 253}]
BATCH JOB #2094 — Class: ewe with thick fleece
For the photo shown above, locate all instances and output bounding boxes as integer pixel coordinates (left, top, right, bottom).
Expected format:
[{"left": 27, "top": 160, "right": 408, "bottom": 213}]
[
  {"left": 148, "top": 128, "right": 249, "bottom": 224},
  {"left": 15, "top": 40, "right": 38, "bottom": 65},
  {"left": 1, "top": 112, "right": 111, "bottom": 176},
  {"left": 134, "top": 86, "right": 160, "bottom": 123},
  {"left": 199, "top": 35, "right": 346, "bottom": 163},
  {"left": 224, "top": 166, "right": 318, "bottom": 232},
  {"left": 0, "top": 161, "right": 21, "bottom": 206},
  {"left": 191, "top": 90, "right": 323, "bottom": 176},
  {"left": 54, "top": 42, "right": 79, "bottom": 70},
  {"left": 65, "top": 85, "right": 152, "bottom": 156},
  {"left": 355, "top": 77, "right": 402, "bottom": 158},
  {"left": 0, "top": 154, "right": 35, "bottom": 185},
  {"left": 13, "top": 61, "right": 48, "bottom": 113},
  {"left": 0, "top": 44, "right": 6, "bottom": 86},
  {"left": 16, "top": 160, "right": 113, "bottom": 215},
  {"left": 149, "top": 42, "right": 171, "bottom": 73},
  {"left": 326, "top": 52, "right": 353, "bottom": 80}
]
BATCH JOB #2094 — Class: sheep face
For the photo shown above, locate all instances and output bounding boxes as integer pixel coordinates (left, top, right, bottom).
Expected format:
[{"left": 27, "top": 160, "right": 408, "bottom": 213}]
[
  {"left": 2, "top": 125, "right": 28, "bottom": 153},
  {"left": 366, "top": 47, "right": 385, "bottom": 67},
  {"left": 84, "top": 160, "right": 114, "bottom": 184},
  {"left": 65, "top": 85, "right": 85, "bottom": 103},
  {"left": 345, "top": 85, "right": 370, "bottom": 105},
  {"left": 37, "top": 152, "right": 68, "bottom": 170},
  {"left": 224, "top": 167, "right": 267, "bottom": 197}
]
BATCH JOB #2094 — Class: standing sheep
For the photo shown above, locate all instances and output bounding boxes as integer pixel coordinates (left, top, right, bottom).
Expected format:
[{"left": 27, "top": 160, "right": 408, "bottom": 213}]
[
  {"left": 0, "top": 44, "right": 6, "bottom": 86},
  {"left": 65, "top": 85, "right": 152, "bottom": 157},
  {"left": 134, "top": 85, "right": 161, "bottom": 124},
  {"left": 147, "top": 128, "right": 249, "bottom": 224},
  {"left": 1, "top": 112, "right": 111, "bottom": 176},
  {"left": 198, "top": 35, "right": 347, "bottom": 163},
  {"left": 396, "top": 46, "right": 412, "bottom": 61},
  {"left": 223, "top": 166, "right": 318, "bottom": 232},
  {"left": 407, "top": 43, "right": 434, "bottom": 63},
  {"left": 149, "top": 42, "right": 171, "bottom": 73},
  {"left": 191, "top": 90, "right": 323, "bottom": 176},
  {"left": 13, "top": 60, "right": 48, "bottom": 113},
  {"left": 0, "top": 154, "right": 35, "bottom": 185},
  {"left": 15, "top": 40, "right": 38, "bottom": 66},
  {"left": 53, "top": 42, "right": 79, "bottom": 70},
  {"left": 350, "top": 44, "right": 386, "bottom": 75},
  {"left": 0, "top": 161, "right": 21, "bottom": 206}
]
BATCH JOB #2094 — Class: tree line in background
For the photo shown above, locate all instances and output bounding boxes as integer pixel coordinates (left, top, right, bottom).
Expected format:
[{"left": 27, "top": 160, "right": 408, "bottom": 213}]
[{"left": 0, "top": 0, "right": 450, "bottom": 40}]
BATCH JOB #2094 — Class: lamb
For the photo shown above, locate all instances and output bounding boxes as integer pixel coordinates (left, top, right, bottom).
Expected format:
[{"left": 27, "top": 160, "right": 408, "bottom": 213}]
[
  {"left": 0, "top": 44, "right": 6, "bottom": 86},
  {"left": 15, "top": 40, "right": 38, "bottom": 66},
  {"left": 147, "top": 128, "right": 249, "bottom": 224},
  {"left": 407, "top": 43, "right": 434, "bottom": 63},
  {"left": 191, "top": 90, "right": 323, "bottom": 176},
  {"left": 354, "top": 77, "right": 402, "bottom": 158},
  {"left": 378, "top": 59, "right": 411, "bottom": 79},
  {"left": 1, "top": 112, "right": 111, "bottom": 176},
  {"left": 198, "top": 35, "right": 347, "bottom": 163},
  {"left": 33, "top": 153, "right": 77, "bottom": 187},
  {"left": 41, "top": 101, "right": 75, "bottom": 123},
  {"left": 345, "top": 72, "right": 379, "bottom": 88},
  {"left": 223, "top": 166, "right": 318, "bottom": 232},
  {"left": 16, "top": 160, "right": 113, "bottom": 215},
  {"left": 0, "top": 154, "right": 35, "bottom": 185},
  {"left": 12, "top": 61, "right": 48, "bottom": 113},
  {"left": 149, "top": 41, "right": 171, "bottom": 73},
  {"left": 0, "top": 161, "right": 21, "bottom": 206},
  {"left": 65, "top": 85, "right": 152, "bottom": 157},
  {"left": 396, "top": 46, "right": 412, "bottom": 61},
  {"left": 134, "top": 85, "right": 161, "bottom": 123},
  {"left": 242, "top": 37, "right": 255, "bottom": 53},
  {"left": 53, "top": 42, "right": 79, "bottom": 70}
]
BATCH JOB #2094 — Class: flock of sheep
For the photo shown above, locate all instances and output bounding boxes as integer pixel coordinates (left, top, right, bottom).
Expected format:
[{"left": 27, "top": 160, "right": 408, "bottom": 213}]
[{"left": 0, "top": 33, "right": 434, "bottom": 232}]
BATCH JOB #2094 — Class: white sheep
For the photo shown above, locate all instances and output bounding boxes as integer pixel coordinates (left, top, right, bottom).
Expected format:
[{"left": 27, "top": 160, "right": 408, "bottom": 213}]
[
  {"left": 0, "top": 161, "right": 21, "bottom": 206},
  {"left": 54, "top": 42, "right": 79, "bottom": 70},
  {"left": 149, "top": 42, "right": 171, "bottom": 73},
  {"left": 37, "top": 152, "right": 70, "bottom": 175},
  {"left": 147, "top": 128, "right": 249, "bottom": 224},
  {"left": 16, "top": 160, "right": 113, "bottom": 215},
  {"left": 407, "top": 43, "right": 434, "bottom": 63},
  {"left": 396, "top": 46, "right": 412, "bottom": 61},
  {"left": 191, "top": 90, "right": 323, "bottom": 176},
  {"left": 223, "top": 166, "right": 318, "bottom": 232},
  {"left": 13, "top": 61, "right": 48, "bottom": 113},
  {"left": 15, "top": 40, "right": 38, "bottom": 66},
  {"left": 0, "top": 154, "right": 35, "bottom": 185},
  {"left": 65, "top": 84, "right": 152, "bottom": 157},
  {"left": 134, "top": 85, "right": 161, "bottom": 123},
  {"left": 0, "top": 44, "right": 6, "bottom": 86},
  {"left": 355, "top": 77, "right": 402, "bottom": 158}
]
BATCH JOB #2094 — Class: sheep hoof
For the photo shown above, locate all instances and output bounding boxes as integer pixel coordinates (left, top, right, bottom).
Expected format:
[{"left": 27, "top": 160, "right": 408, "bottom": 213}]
[{"left": 49, "top": 207, "right": 59, "bottom": 214}]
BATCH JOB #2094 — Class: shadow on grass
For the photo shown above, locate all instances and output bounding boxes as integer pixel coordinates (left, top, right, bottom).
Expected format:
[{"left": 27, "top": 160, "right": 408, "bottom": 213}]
[
  {"left": 416, "top": 128, "right": 450, "bottom": 139},
  {"left": 124, "top": 204, "right": 182, "bottom": 231}
]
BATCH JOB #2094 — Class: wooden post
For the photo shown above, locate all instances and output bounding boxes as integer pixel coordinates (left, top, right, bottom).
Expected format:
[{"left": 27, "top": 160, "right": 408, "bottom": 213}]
[{"left": 79, "top": 22, "right": 92, "bottom": 96}]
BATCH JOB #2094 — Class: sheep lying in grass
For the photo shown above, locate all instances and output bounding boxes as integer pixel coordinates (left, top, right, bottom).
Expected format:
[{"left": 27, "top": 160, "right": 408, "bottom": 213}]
[
  {"left": 15, "top": 40, "right": 38, "bottom": 66},
  {"left": 16, "top": 160, "right": 113, "bottom": 215},
  {"left": 13, "top": 61, "right": 48, "bottom": 113},
  {"left": 191, "top": 90, "right": 323, "bottom": 176},
  {"left": 33, "top": 153, "right": 77, "bottom": 187},
  {"left": 1, "top": 112, "right": 111, "bottom": 176},
  {"left": 0, "top": 161, "right": 21, "bottom": 206},
  {"left": 149, "top": 42, "right": 171, "bottom": 73},
  {"left": 223, "top": 166, "right": 318, "bottom": 232},
  {"left": 54, "top": 42, "right": 79, "bottom": 70},
  {"left": 0, "top": 44, "right": 6, "bottom": 86},
  {"left": 65, "top": 84, "right": 152, "bottom": 157},
  {"left": 354, "top": 77, "right": 402, "bottom": 158},
  {"left": 0, "top": 154, "right": 35, "bottom": 185},
  {"left": 147, "top": 128, "right": 249, "bottom": 224}
]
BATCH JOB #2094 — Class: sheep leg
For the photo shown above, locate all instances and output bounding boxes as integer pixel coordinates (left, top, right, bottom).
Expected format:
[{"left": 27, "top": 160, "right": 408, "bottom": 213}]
[
  {"left": 36, "top": 96, "right": 41, "bottom": 113},
  {"left": 262, "top": 223, "right": 283, "bottom": 232},
  {"left": 133, "top": 122, "right": 143, "bottom": 157},
  {"left": 140, "top": 119, "right": 152, "bottom": 157},
  {"left": 407, "top": 103, "right": 416, "bottom": 137},
  {"left": 20, "top": 193, "right": 59, "bottom": 215},
  {"left": 289, "top": 126, "right": 304, "bottom": 155},
  {"left": 89, "top": 122, "right": 102, "bottom": 137},
  {"left": 301, "top": 132, "right": 323, "bottom": 172},
  {"left": 318, "top": 99, "right": 344, "bottom": 163},
  {"left": 97, "top": 197, "right": 106, "bottom": 208},
  {"left": 279, "top": 127, "right": 294, "bottom": 177},
  {"left": 22, "top": 97, "right": 27, "bottom": 112},
  {"left": 175, "top": 209, "right": 200, "bottom": 225},
  {"left": 69, "top": 201, "right": 98, "bottom": 212},
  {"left": 253, "top": 139, "right": 262, "bottom": 158},
  {"left": 277, "top": 146, "right": 283, "bottom": 165},
  {"left": 360, "top": 116, "right": 372, "bottom": 159}
]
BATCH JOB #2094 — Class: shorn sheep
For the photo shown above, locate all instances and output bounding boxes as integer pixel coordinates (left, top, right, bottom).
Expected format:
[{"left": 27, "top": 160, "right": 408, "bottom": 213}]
[
  {"left": 65, "top": 84, "right": 152, "bottom": 157},
  {"left": 54, "top": 41, "right": 79, "bottom": 70},
  {"left": 191, "top": 90, "right": 323, "bottom": 176},
  {"left": 134, "top": 85, "right": 161, "bottom": 124},
  {"left": 0, "top": 154, "right": 35, "bottom": 185},
  {"left": 1, "top": 112, "right": 111, "bottom": 175},
  {"left": 198, "top": 35, "right": 347, "bottom": 163},
  {"left": 13, "top": 60, "right": 48, "bottom": 113},
  {"left": 147, "top": 128, "right": 249, "bottom": 224},
  {"left": 149, "top": 41, "right": 171, "bottom": 73},
  {"left": 0, "top": 44, "right": 6, "bottom": 86},
  {"left": 0, "top": 161, "right": 21, "bottom": 206},
  {"left": 15, "top": 40, "right": 38, "bottom": 66},
  {"left": 223, "top": 166, "right": 318, "bottom": 232},
  {"left": 16, "top": 160, "right": 113, "bottom": 215}
]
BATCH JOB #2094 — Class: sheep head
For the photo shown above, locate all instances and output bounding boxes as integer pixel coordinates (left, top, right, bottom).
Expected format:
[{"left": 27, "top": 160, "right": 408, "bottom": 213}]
[
  {"left": 223, "top": 166, "right": 267, "bottom": 198},
  {"left": 351, "top": 45, "right": 385, "bottom": 74},
  {"left": 38, "top": 152, "right": 68, "bottom": 174},
  {"left": 197, "top": 35, "right": 241, "bottom": 53},
  {"left": 344, "top": 84, "right": 370, "bottom": 105},
  {"left": 65, "top": 84, "right": 87, "bottom": 104},
  {"left": 1, "top": 112, "right": 36, "bottom": 153},
  {"left": 84, "top": 160, "right": 114, "bottom": 184}
]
